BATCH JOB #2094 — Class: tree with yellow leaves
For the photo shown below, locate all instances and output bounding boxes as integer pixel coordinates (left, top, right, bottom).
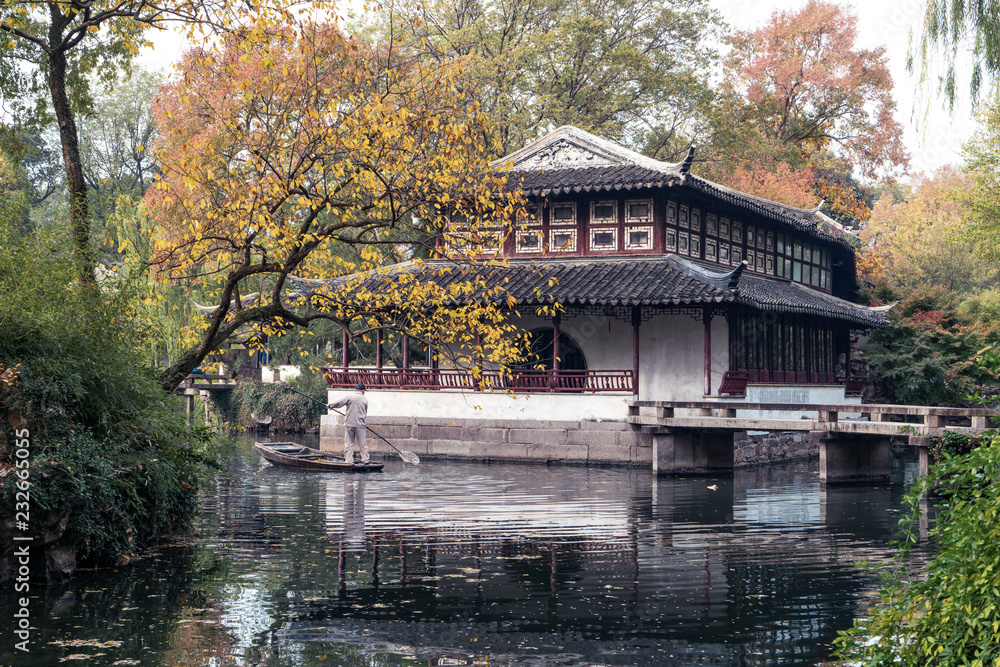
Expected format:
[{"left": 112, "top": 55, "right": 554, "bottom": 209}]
[
  {"left": 146, "top": 20, "right": 529, "bottom": 391},
  {"left": 0, "top": 0, "right": 329, "bottom": 285},
  {"left": 859, "top": 167, "right": 995, "bottom": 294}
]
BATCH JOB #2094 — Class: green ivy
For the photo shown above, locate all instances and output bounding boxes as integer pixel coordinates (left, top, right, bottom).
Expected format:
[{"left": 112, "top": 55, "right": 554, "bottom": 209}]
[{"left": 932, "top": 431, "right": 986, "bottom": 463}]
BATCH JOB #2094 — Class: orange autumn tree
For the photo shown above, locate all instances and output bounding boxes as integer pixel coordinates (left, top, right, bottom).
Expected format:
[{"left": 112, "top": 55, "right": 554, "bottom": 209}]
[
  {"left": 146, "top": 22, "right": 529, "bottom": 391},
  {"left": 706, "top": 0, "right": 908, "bottom": 220}
]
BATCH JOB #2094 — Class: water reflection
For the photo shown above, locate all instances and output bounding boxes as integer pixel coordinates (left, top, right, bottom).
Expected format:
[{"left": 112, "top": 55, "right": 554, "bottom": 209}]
[{"left": 0, "top": 438, "right": 924, "bottom": 666}]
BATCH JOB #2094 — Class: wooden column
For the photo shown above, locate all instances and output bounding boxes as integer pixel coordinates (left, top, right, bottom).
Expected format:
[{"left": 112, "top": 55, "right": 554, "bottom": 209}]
[
  {"left": 631, "top": 306, "right": 640, "bottom": 399},
  {"left": 704, "top": 306, "right": 713, "bottom": 396},
  {"left": 341, "top": 325, "right": 349, "bottom": 372},
  {"left": 401, "top": 335, "right": 410, "bottom": 387},
  {"left": 551, "top": 313, "right": 561, "bottom": 391},
  {"left": 474, "top": 333, "right": 482, "bottom": 391}
]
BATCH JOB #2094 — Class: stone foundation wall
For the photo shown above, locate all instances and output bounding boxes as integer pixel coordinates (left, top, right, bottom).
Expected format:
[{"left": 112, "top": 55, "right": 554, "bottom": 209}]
[
  {"left": 320, "top": 416, "right": 653, "bottom": 467},
  {"left": 733, "top": 430, "right": 820, "bottom": 467},
  {"left": 321, "top": 417, "right": 819, "bottom": 470}
]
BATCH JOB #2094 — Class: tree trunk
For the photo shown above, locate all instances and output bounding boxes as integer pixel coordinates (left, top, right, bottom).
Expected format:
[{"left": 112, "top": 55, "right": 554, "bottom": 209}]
[
  {"left": 160, "top": 320, "right": 243, "bottom": 392},
  {"left": 48, "top": 48, "right": 94, "bottom": 286},
  {"left": 159, "top": 301, "right": 293, "bottom": 392}
]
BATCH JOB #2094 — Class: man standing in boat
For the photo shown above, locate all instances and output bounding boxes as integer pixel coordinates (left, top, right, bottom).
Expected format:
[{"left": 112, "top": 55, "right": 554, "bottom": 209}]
[{"left": 328, "top": 383, "right": 370, "bottom": 465}]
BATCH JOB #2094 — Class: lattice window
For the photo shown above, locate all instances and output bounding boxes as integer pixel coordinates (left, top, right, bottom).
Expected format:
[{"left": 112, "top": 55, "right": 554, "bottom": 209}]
[
  {"left": 518, "top": 205, "right": 541, "bottom": 226},
  {"left": 590, "top": 227, "right": 618, "bottom": 251},
  {"left": 591, "top": 200, "right": 616, "bottom": 224},
  {"left": 626, "top": 199, "right": 652, "bottom": 224},
  {"left": 550, "top": 202, "right": 576, "bottom": 225},
  {"left": 516, "top": 229, "right": 543, "bottom": 253},
  {"left": 678, "top": 205, "right": 690, "bottom": 229},
  {"left": 625, "top": 225, "right": 653, "bottom": 250},
  {"left": 549, "top": 228, "right": 577, "bottom": 253}
]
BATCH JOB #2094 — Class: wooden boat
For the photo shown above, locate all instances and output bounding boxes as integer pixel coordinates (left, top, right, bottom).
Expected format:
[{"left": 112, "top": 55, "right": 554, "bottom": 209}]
[{"left": 254, "top": 441, "right": 384, "bottom": 472}]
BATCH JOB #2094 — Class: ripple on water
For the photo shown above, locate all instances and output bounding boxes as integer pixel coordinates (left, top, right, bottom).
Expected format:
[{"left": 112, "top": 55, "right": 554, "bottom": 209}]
[{"left": 0, "top": 443, "right": 926, "bottom": 667}]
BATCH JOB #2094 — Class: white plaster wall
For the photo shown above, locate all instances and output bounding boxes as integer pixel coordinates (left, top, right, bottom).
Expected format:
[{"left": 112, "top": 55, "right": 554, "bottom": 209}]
[
  {"left": 497, "top": 310, "right": 725, "bottom": 401},
  {"left": 508, "top": 311, "right": 633, "bottom": 371},
  {"left": 740, "top": 384, "right": 859, "bottom": 419},
  {"left": 640, "top": 312, "right": 713, "bottom": 400},
  {"left": 261, "top": 365, "right": 302, "bottom": 383},
  {"left": 325, "top": 388, "right": 631, "bottom": 422}
]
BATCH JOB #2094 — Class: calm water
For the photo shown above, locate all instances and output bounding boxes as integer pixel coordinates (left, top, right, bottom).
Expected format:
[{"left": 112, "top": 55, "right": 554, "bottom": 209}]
[{"left": 1, "top": 437, "right": 924, "bottom": 666}]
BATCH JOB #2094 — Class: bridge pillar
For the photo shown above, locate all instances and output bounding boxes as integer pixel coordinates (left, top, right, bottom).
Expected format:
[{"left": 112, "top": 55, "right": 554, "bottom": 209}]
[
  {"left": 653, "top": 430, "right": 734, "bottom": 475},
  {"left": 819, "top": 436, "right": 891, "bottom": 484}
]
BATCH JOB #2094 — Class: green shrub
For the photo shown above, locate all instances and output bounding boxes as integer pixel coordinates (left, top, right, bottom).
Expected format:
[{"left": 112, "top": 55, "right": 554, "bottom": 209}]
[
  {"left": 865, "top": 286, "right": 1000, "bottom": 405},
  {"left": 931, "top": 431, "right": 987, "bottom": 463},
  {"left": 0, "top": 226, "right": 214, "bottom": 566},
  {"left": 208, "top": 377, "right": 325, "bottom": 432},
  {"left": 834, "top": 431, "right": 1000, "bottom": 665}
]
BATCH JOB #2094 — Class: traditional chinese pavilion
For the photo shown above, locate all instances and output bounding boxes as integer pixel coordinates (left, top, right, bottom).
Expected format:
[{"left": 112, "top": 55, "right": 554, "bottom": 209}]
[{"left": 319, "top": 126, "right": 890, "bottom": 466}]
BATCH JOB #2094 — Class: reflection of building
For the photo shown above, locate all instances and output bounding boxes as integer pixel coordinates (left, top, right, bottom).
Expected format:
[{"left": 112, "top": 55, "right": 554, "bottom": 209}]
[
  {"left": 283, "top": 462, "right": 907, "bottom": 666},
  {"left": 319, "top": 126, "right": 889, "bottom": 467}
]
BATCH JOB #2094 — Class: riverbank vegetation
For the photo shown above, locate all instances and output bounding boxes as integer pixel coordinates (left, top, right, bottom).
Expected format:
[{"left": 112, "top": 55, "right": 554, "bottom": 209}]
[
  {"left": 207, "top": 379, "right": 327, "bottom": 433},
  {"left": 0, "top": 223, "right": 213, "bottom": 577},
  {"left": 834, "top": 431, "right": 1000, "bottom": 665}
]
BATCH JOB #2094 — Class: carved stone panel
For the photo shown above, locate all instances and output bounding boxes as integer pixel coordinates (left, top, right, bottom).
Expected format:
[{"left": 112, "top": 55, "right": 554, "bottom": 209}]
[{"left": 516, "top": 139, "right": 621, "bottom": 170}]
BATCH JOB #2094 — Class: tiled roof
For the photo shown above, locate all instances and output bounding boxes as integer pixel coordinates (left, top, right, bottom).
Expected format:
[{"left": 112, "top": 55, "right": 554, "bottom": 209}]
[
  {"left": 497, "top": 126, "right": 857, "bottom": 250},
  {"left": 509, "top": 166, "right": 679, "bottom": 196},
  {"left": 736, "top": 273, "right": 891, "bottom": 327},
  {"left": 304, "top": 255, "right": 888, "bottom": 329}
]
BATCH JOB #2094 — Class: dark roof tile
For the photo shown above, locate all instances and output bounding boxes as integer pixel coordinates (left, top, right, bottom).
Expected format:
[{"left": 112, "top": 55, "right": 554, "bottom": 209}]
[{"left": 307, "top": 255, "right": 887, "bottom": 328}]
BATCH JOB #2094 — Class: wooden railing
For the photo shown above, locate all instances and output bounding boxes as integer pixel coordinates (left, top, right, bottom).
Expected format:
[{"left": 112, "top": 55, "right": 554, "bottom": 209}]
[
  {"left": 718, "top": 371, "right": 749, "bottom": 397},
  {"left": 844, "top": 376, "right": 867, "bottom": 396},
  {"left": 322, "top": 367, "right": 634, "bottom": 393},
  {"left": 726, "top": 369, "right": 867, "bottom": 395}
]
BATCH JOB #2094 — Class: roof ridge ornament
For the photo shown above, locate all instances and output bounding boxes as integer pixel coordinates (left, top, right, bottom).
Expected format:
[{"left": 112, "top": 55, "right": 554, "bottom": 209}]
[
  {"left": 868, "top": 300, "right": 899, "bottom": 313},
  {"left": 679, "top": 144, "right": 696, "bottom": 174},
  {"left": 498, "top": 125, "right": 682, "bottom": 174},
  {"left": 667, "top": 254, "right": 746, "bottom": 291},
  {"left": 727, "top": 260, "right": 747, "bottom": 289}
]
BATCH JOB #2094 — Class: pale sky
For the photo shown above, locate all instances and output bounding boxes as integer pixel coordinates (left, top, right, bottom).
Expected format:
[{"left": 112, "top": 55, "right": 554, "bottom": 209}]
[{"left": 141, "top": 0, "right": 978, "bottom": 176}]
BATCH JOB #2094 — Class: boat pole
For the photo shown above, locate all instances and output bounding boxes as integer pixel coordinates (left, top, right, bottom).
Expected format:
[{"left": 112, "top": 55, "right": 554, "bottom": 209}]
[{"left": 278, "top": 384, "right": 419, "bottom": 464}]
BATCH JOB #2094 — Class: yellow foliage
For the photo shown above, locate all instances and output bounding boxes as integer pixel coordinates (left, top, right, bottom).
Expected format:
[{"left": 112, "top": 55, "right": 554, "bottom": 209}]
[
  {"left": 860, "top": 167, "right": 996, "bottom": 294},
  {"left": 145, "top": 15, "right": 531, "bottom": 385}
]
